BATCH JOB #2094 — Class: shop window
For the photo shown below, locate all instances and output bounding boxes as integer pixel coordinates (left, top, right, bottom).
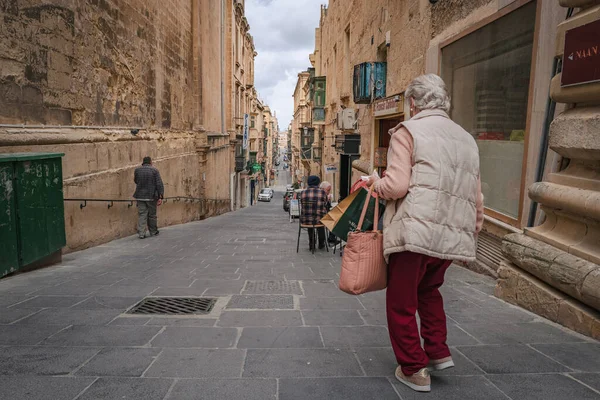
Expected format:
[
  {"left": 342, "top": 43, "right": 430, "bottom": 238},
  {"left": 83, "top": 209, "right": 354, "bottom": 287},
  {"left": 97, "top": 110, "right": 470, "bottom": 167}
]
[
  {"left": 441, "top": 2, "right": 536, "bottom": 219},
  {"left": 250, "top": 116, "right": 255, "bottom": 128}
]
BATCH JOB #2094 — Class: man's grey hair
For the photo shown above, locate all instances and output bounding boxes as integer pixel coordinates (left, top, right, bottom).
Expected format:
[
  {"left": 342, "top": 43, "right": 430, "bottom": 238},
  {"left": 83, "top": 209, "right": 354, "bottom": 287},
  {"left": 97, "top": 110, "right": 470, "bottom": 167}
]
[
  {"left": 320, "top": 181, "right": 332, "bottom": 190},
  {"left": 405, "top": 74, "right": 451, "bottom": 114}
]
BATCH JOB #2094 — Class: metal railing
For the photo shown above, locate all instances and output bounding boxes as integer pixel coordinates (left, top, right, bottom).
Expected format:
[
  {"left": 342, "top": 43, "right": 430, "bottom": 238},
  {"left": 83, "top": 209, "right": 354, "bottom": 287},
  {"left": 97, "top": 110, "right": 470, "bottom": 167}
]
[{"left": 64, "top": 197, "right": 221, "bottom": 210}]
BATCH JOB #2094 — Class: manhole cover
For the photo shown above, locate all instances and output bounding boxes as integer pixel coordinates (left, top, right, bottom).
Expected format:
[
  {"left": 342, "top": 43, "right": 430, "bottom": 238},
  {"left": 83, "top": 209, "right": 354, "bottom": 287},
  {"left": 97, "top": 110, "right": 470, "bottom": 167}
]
[
  {"left": 243, "top": 281, "right": 302, "bottom": 295},
  {"left": 127, "top": 297, "right": 217, "bottom": 315}
]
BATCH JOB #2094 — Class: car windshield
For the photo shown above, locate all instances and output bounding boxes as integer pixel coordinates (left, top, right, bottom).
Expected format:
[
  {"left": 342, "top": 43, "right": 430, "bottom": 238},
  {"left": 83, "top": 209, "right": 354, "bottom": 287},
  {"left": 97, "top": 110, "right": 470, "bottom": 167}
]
[{"left": 260, "top": 189, "right": 269, "bottom": 194}]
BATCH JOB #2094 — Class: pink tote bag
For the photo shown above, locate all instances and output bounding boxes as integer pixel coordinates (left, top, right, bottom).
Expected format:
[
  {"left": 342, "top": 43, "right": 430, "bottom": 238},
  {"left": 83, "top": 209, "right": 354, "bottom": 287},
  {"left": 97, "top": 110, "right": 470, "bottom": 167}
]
[{"left": 339, "top": 185, "right": 387, "bottom": 295}]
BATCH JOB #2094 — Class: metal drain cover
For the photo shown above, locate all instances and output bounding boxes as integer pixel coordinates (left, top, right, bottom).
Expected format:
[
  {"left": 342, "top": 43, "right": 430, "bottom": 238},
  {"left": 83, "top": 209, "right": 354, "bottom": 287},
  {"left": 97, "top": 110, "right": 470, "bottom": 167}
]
[{"left": 128, "top": 297, "right": 217, "bottom": 315}]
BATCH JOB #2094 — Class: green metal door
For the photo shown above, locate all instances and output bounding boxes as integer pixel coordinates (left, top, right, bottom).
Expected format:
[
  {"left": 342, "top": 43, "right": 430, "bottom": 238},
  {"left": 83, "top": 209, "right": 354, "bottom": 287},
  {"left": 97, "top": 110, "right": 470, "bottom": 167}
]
[
  {"left": 14, "top": 157, "right": 66, "bottom": 266},
  {"left": 0, "top": 163, "right": 19, "bottom": 277}
]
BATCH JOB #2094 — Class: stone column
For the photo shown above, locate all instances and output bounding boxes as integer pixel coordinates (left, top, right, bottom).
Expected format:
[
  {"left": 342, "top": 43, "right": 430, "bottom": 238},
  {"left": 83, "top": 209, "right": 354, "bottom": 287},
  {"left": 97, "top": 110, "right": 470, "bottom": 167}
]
[{"left": 496, "top": 0, "right": 600, "bottom": 339}]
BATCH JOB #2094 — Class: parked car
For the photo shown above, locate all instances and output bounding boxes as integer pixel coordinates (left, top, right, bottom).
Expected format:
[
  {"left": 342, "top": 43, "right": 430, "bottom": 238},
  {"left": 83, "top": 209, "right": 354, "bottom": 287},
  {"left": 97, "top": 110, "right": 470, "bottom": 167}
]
[
  {"left": 258, "top": 188, "right": 272, "bottom": 202},
  {"left": 264, "top": 188, "right": 274, "bottom": 199}
]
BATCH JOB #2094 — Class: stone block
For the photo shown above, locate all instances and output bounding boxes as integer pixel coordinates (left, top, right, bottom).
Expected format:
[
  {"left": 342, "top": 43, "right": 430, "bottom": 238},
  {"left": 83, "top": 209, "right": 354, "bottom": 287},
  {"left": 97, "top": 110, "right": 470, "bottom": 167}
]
[
  {"left": 457, "top": 321, "right": 583, "bottom": 345},
  {"left": 47, "top": 70, "right": 71, "bottom": 91},
  {"left": 302, "top": 310, "right": 364, "bottom": 326},
  {"left": 533, "top": 342, "right": 600, "bottom": 372},
  {"left": 495, "top": 261, "right": 600, "bottom": 340},
  {"left": 42, "top": 325, "right": 162, "bottom": 347},
  {"left": 0, "top": 376, "right": 95, "bottom": 400},
  {"left": 237, "top": 327, "right": 323, "bottom": 349},
  {"left": 299, "top": 297, "right": 364, "bottom": 310},
  {"left": 0, "top": 346, "right": 100, "bottom": 376},
  {"left": 488, "top": 373, "right": 600, "bottom": 400},
  {"left": 558, "top": 298, "right": 600, "bottom": 340},
  {"left": 502, "top": 233, "right": 600, "bottom": 311},
  {"left": 0, "top": 325, "right": 65, "bottom": 345},
  {"left": 320, "top": 326, "right": 389, "bottom": 348},
  {"left": 144, "top": 349, "right": 245, "bottom": 378},
  {"left": 22, "top": 85, "right": 43, "bottom": 104},
  {"left": 77, "top": 377, "right": 172, "bottom": 400},
  {"left": 559, "top": 0, "right": 600, "bottom": 8},
  {"left": 551, "top": 74, "right": 600, "bottom": 105},
  {"left": 150, "top": 327, "right": 238, "bottom": 348},
  {"left": 457, "top": 344, "right": 570, "bottom": 374},
  {"left": 393, "top": 375, "right": 507, "bottom": 400},
  {"left": 550, "top": 106, "right": 600, "bottom": 160},
  {"left": 76, "top": 348, "right": 161, "bottom": 377},
  {"left": 581, "top": 268, "right": 600, "bottom": 310},
  {"left": 243, "top": 348, "right": 363, "bottom": 378},
  {"left": 217, "top": 310, "right": 303, "bottom": 327},
  {"left": 279, "top": 378, "right": 398, "bottom": 400},
  {"left": 168, "top": 379, "right": 277, "bottom": 400}
]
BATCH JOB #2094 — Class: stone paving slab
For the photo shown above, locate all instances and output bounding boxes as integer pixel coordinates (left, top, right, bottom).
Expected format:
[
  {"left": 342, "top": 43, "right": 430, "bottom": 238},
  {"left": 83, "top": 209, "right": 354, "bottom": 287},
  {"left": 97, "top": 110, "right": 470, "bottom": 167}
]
[{"left": 1, "top": 189, "right": 599, "bottom": 399}]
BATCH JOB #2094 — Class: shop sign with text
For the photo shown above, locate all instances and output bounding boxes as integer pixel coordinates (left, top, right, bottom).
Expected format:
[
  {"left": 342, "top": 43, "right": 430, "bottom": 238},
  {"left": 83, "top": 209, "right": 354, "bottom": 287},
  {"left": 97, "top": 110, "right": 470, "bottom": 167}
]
[
  {"left": 373, "top": 94, "right": 404, "bottom": 117},
  {"left": 562, "top": 19, "right": 600, "bottom": 87}
]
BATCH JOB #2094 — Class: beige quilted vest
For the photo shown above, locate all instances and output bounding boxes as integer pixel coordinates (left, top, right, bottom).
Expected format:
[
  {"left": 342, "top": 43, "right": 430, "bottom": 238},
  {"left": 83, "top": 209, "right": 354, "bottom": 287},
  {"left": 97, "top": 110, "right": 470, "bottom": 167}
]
[{"left": 382, "top": 109, "right": 480, "bottom": 263}]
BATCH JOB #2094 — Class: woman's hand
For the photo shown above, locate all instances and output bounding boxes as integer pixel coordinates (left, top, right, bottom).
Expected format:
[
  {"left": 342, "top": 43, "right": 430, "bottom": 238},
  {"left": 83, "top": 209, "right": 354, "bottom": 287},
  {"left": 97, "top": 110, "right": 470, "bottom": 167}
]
[{"left": 365, "top": 175, "right": 379, "bottom": 187}]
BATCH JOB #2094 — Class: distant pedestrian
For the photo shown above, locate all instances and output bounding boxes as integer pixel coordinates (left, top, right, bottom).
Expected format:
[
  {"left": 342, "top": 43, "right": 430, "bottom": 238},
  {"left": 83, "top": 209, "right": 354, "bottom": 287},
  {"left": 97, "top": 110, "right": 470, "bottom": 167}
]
[
  {"left": 300, "top": 175, "right": 328, "bottom": 250},
  {"left": 319, "top": 181, "right": 333, "bottom": 209},
  {"left": 367, "top": 74, "right": 484, "bottom": 393},
  {"left": 134, "top": 156, "right": 164, "bottom": 239}
]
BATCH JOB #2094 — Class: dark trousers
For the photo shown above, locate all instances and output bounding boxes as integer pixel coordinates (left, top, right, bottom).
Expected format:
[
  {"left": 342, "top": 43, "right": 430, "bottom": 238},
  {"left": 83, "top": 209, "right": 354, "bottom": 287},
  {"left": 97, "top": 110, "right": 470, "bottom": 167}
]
[
  {"left": 387, "top": 251, "right": 452, "bottom": 375},
  {"left": 307, "top": 227, "right": 326, "bottom": 249},
  {"left": 137, "top": 200, "right": 158, "bottom": 236}
]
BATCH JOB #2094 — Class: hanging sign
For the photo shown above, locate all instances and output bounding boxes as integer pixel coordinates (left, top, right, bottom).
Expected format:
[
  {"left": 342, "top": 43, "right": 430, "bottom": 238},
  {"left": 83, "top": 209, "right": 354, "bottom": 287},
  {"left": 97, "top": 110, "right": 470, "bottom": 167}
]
[
  {"left": 242, "top": 113, "right": 249, "bottom": 149},
  {"left": 561, "top": 19, "right": 600, "bottom": 87},
  {"left": 325, "top": 164, "right": 338, "bottom": 173},
  {"left": 374, "top": 147, "right": 388, "bottom": 168},
  {"left": 373, "top": 94, "right": 404, "bottom": 117}
]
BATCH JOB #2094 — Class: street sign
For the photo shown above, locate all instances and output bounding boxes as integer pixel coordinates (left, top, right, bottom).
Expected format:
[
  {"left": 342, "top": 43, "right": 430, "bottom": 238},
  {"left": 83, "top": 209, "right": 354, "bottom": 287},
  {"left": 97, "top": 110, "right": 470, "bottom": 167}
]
[
  {"left": 561, "top": 19, "right": 600, "bottom": 87},
  {"left": 242, "top": 113, "right": 249, "bottom": 149},
  {"left": 325, "top": 164, "right": 338, "bottom": 173}
]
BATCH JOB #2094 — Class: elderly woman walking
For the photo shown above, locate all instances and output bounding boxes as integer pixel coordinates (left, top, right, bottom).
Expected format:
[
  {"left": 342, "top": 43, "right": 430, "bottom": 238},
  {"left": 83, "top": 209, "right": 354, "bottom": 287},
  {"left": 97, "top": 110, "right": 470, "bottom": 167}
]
[{"left": 368, "top": 74, "right": 484, "bottom": 392}]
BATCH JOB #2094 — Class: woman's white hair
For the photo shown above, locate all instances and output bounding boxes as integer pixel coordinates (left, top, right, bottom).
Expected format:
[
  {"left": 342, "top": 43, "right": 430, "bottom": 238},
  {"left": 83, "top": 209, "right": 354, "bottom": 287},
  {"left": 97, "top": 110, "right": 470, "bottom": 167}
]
[
  {"left": 320, "top": 181, "right": 332, "bottom": 190},
  {"left": 405, "top": 74, "right": 451, "bottom": 114}
]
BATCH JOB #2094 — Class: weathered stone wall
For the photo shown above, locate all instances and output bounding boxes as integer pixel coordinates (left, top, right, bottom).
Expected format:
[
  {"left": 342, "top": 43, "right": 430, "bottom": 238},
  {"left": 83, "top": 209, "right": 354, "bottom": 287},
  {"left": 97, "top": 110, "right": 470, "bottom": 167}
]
[
  {"left": 315, "top": 0, "right": 501, "bottom": 190},
  {"left": 0, "top": 0, "right": 194, "bottom": 128},
  {"left": 0, "top": 0, "right": 234, "bottom": 252}
]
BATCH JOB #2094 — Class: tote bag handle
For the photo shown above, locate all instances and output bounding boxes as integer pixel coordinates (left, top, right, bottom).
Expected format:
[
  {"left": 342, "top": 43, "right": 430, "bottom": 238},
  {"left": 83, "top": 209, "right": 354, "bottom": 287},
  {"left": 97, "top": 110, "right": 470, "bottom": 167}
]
[{"left": 356, "top": 185, "right": 379, "bottom": 233}]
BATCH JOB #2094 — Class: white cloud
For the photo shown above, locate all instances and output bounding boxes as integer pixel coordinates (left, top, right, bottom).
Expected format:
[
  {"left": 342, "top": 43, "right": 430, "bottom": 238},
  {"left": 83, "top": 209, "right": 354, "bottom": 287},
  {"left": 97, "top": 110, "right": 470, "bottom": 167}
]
[{"left": 246, "top": 0, "right": 326, "bottom": 129}]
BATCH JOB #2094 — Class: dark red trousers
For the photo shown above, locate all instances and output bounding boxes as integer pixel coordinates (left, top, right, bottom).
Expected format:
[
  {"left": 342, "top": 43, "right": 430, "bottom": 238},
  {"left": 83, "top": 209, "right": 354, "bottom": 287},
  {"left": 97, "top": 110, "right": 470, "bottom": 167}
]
[{"left": 386, "top": 251, "right": 452, "bottom": 375}]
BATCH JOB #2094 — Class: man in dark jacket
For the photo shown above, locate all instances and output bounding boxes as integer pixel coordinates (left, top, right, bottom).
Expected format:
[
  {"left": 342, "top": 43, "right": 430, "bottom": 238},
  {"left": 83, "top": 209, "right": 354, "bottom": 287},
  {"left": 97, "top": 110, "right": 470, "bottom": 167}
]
[
  {"left": 300, "top": 175, "right": 328, "bottom": 250},
  {"left": 134, "top": 156, "right": 164, "bottom": 239}
]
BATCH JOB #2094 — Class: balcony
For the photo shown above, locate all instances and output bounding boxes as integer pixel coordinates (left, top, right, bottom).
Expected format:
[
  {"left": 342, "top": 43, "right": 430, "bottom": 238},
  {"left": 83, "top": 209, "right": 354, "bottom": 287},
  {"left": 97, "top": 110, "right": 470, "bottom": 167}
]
[
  {"left": 313, "top": 107, "right": 325, "bottom": 124},
  {"left": 353, "top": 62, "right": 387, "bottom": 104}
]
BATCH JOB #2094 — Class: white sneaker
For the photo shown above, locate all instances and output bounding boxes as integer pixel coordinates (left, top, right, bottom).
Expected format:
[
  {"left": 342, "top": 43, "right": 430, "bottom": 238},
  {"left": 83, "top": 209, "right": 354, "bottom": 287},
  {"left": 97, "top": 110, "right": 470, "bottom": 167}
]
[{"left": 428, "top": 356, "right": 455, "bottom": 371}]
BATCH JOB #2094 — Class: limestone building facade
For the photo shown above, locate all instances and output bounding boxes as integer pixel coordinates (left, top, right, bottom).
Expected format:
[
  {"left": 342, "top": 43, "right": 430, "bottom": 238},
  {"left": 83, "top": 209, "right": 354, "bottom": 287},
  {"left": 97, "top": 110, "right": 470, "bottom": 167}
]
[
  {"left": 295, "top": 0, "right": 599, "bottom": 338},
  {"left": 0, "top": 0, "right": 272, "bottom": 251}
]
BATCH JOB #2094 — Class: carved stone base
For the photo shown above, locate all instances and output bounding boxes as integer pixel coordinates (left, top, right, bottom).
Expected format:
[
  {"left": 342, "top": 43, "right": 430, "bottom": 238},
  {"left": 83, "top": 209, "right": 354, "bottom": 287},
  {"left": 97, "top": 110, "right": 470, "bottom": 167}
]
[{"left": 496, "top": 261, "right": 600, "bottom": 340}]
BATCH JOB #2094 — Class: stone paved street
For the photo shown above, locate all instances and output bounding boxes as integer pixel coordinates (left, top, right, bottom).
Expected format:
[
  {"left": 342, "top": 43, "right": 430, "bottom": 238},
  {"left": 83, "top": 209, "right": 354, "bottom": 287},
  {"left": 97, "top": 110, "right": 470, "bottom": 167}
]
[{"left": 0, "top": 191, "right": 599, "bottom": 400}]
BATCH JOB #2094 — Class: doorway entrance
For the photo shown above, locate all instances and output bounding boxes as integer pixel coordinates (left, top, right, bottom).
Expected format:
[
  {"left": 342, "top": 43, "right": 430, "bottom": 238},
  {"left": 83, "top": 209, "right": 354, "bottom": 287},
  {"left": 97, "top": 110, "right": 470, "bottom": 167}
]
[
  {"left": 339, "top": 154, "right": 359, "bottom": 201},
  {"left": 377, "top": 117, "right": 402, "bottom": 176}
]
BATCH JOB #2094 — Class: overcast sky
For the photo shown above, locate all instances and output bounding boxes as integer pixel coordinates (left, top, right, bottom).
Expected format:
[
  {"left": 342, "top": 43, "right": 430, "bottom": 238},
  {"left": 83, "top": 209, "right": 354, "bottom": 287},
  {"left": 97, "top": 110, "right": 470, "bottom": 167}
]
[{"left": 246, "top": 0, "right": 327, "bottom": 131}]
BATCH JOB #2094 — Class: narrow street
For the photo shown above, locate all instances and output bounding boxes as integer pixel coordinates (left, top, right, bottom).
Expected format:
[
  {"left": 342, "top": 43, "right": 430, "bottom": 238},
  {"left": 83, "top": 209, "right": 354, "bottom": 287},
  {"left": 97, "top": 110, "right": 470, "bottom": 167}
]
[{"left": 0, "top": 170, "right": 598, "bottom": 400}]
